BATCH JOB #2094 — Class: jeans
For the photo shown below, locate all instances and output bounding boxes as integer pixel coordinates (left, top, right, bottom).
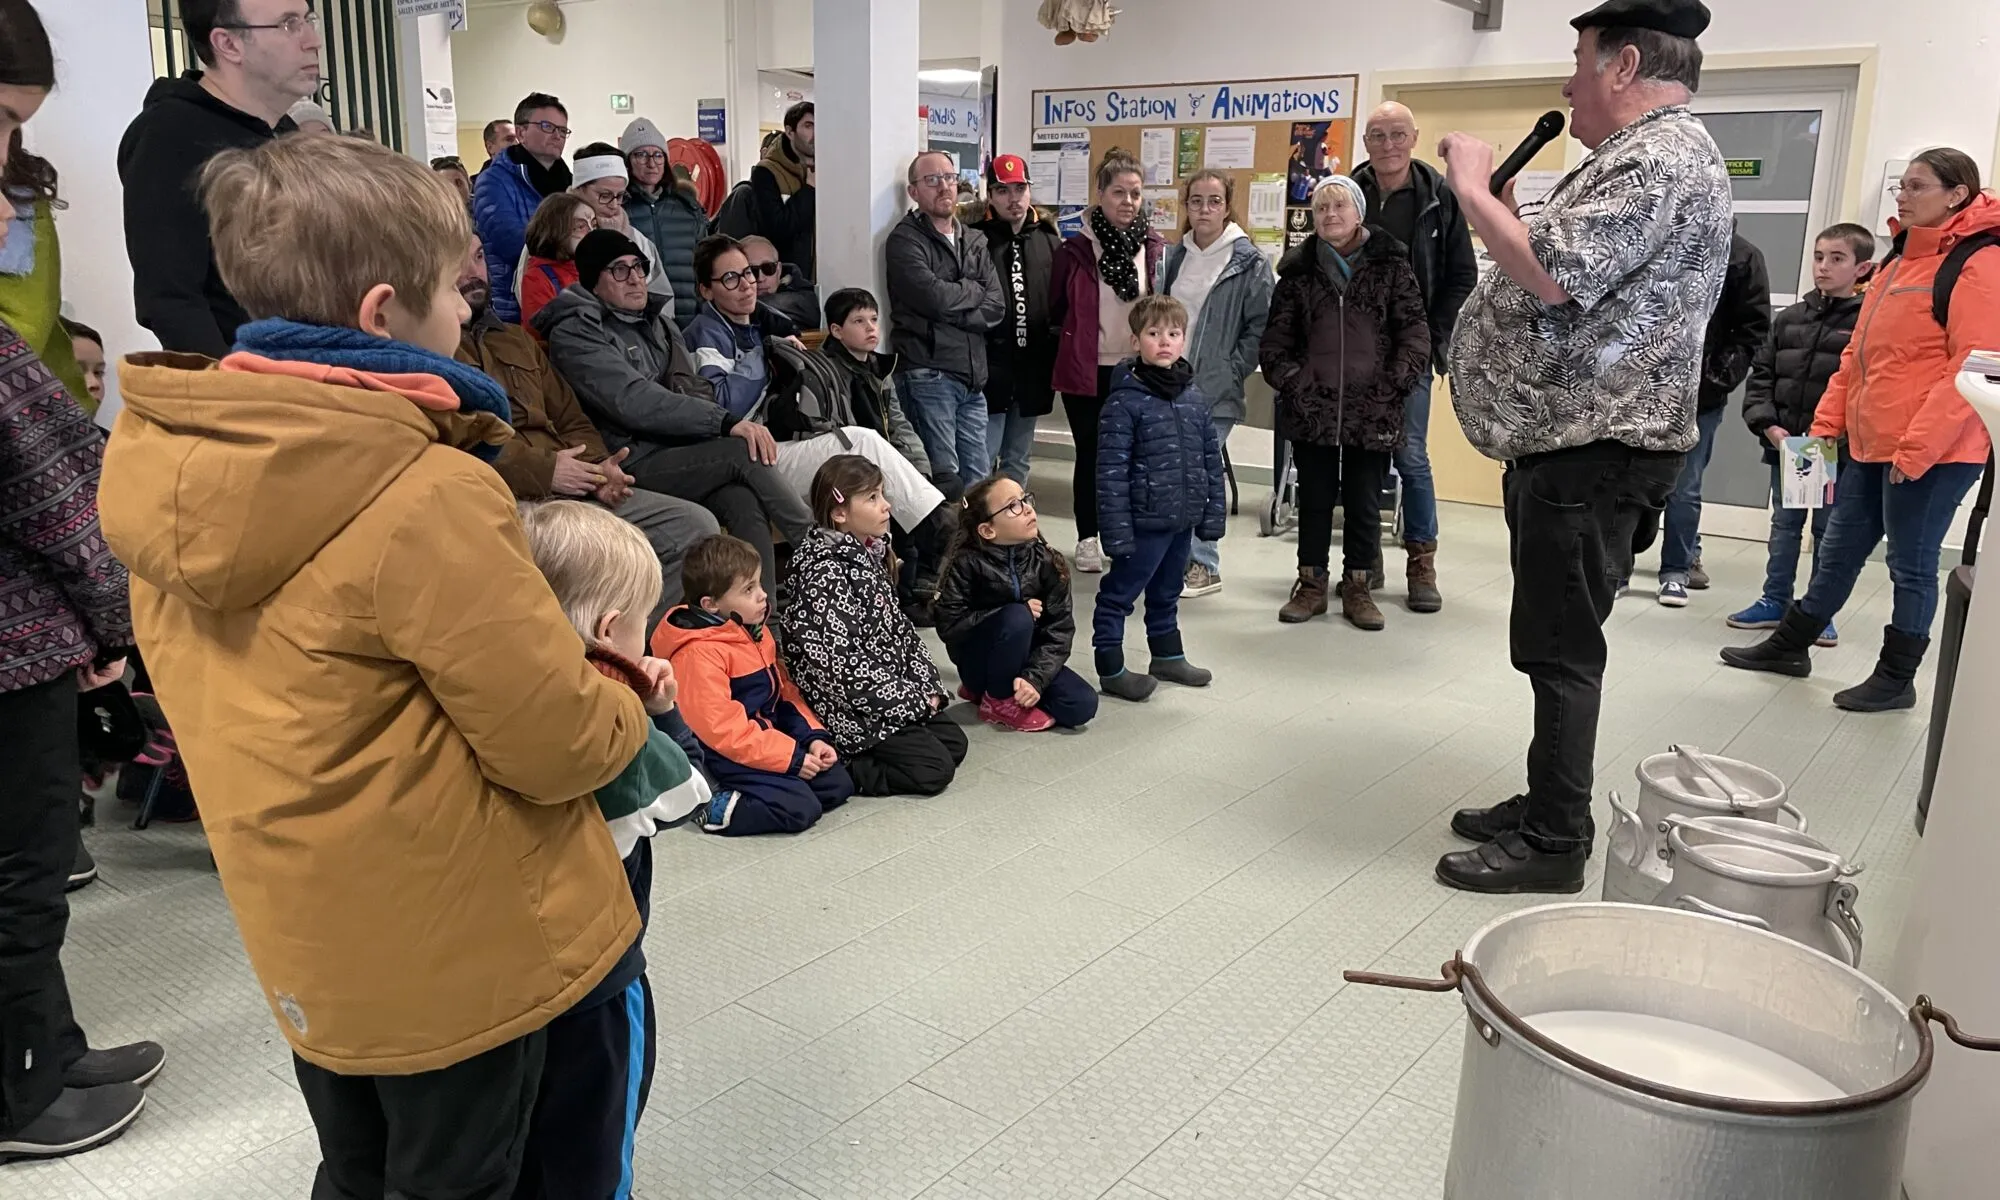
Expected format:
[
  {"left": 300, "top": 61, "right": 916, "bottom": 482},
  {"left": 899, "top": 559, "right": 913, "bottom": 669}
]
[
  {"left": 1798, "top": 459, "right": 1985, "bottom": 637},
  {"left": 1092, "top": 527, "right": 1194, "bottom": 673},
  {"left": 1190, "top": 417, "right": 1238, "bottom": 572},
  {"left": 1506, "top": 442, "right": 1683, "bottom": 850},
  {"left": 1294, "top": 442, "right": 1391, "bottom": 575},
  {"left": 986, "top": 408, "right": 1038, "bottom": 483},
  {"left": 1660, "top": 404, "right": 1726, "bottom": 580},
  {"left": 897, "top": 367, "right": 990, "bottom": 500},
  {"left": 1394, "top": 374, "right": 1438, "bottom": 545},
  {"left": 946, "top": 604, "right": 1099, "bottom": 728},
  {"left": 1759, "top": 460, "right": 1833, "bottom": 606}
]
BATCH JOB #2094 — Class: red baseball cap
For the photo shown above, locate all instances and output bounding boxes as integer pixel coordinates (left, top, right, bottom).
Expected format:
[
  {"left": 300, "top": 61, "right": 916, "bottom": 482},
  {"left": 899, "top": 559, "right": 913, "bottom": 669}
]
[{"left": 988, "top": 154, "right": 1029, "bottom": 186}]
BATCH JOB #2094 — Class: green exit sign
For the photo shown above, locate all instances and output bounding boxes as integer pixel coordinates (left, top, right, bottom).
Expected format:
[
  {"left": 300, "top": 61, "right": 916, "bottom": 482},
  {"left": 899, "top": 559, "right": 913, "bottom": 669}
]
[{"left": 1726, "top": 158, "right": 1763, "bottom": 179}]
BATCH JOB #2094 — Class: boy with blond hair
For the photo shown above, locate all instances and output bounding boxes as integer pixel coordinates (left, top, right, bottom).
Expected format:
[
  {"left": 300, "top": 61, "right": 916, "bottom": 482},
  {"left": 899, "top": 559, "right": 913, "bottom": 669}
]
[{"left": 99, "top": 133, "right": 657, "bottom": 1194}]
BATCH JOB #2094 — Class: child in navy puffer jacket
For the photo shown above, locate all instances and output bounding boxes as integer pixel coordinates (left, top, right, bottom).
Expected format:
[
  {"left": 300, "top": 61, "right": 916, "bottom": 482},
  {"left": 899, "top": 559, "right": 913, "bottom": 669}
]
[{"left": 1092, "top": 295, "right": 1226, "bottom": 702}]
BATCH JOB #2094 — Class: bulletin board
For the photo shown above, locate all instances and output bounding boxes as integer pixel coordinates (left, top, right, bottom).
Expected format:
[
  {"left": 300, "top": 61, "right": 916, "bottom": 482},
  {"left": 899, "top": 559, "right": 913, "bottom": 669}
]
[{"left": 1029, "top": 75, "right": 1358, "bottom": 265}]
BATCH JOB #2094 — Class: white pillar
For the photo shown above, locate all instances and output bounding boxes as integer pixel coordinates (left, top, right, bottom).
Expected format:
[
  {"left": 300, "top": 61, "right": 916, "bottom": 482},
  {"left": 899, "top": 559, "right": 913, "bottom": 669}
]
[
  {"left": 724, "top": 0, "right": 764, "bottom": 184},
  {"left": 397, "top": 13, "right": 456, "bottom": 163},
  {"left": 813, "top": 0, "right": 919, "bottom": 305},
  {"left": 32, "top": 0, "right": 158, "bottom": 425}
]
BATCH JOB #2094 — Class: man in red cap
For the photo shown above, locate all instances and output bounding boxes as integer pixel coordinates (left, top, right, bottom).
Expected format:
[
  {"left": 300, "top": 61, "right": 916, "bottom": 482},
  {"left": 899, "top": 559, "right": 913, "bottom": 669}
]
[{"left": 972, "top": 154, "right": 1064, "bottom": 482}]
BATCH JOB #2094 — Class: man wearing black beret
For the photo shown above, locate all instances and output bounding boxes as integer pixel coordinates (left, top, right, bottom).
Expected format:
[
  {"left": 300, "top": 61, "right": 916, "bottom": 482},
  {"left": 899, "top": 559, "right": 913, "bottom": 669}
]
[{"left": 1433, "top": 0, "right": 1733, "bottom": 892}]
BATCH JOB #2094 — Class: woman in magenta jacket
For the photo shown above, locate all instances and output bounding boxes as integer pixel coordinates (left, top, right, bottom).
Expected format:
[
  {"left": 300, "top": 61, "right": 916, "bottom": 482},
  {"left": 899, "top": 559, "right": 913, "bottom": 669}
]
[{"left": 1050, "top": 152, "right": 1166, "bottom": 573}]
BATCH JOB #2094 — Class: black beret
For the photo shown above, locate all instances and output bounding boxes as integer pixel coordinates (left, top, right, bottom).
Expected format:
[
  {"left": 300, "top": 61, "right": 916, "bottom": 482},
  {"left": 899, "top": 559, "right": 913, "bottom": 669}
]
[
  {"left": 575, "top": 229, "right": 649, "bottom": 290},
  {"left": 1572, "top": 0, "right": 1711, "bottom": 38}
]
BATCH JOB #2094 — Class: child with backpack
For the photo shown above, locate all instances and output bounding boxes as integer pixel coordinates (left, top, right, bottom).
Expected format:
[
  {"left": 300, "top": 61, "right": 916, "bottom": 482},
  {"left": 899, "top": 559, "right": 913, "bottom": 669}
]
[
  {"left": 935, "top": 475, "right": 1097, "bottom": 732},
  {"left": 1726, "top": 223, "right": 1874, "bottom": 646},
  {"left": 777, "top": 455, "right": 967, "bottom": 795}
]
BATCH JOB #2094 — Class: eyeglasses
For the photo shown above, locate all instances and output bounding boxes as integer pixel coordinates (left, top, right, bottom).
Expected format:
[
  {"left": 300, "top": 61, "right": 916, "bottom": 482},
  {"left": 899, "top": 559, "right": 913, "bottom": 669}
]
[
  {"left": 744, "top": 261, "right": 781, "bottom": 278},
  {"left": 528, "top": 119, "right": 572, "bottom": 138},
  {"left": 1362, "top": 129, "right": 1414, "bottom": 147},
  {"left": 605, "top": 260, "right": 646, "bottom": 282},
  {"left": 584, "top": 189, "right": 625, "bottom": 207},
  {"left": 1185, "top": 195, "right": 1228, "bottom": 211},
  {"left": 226, "top": 10, "right": 320, "bottom": 38},
  {"left": 568, "top": 216, "right": 596, "bottom": 234},
  {"left": 709, "top": 268, "right": 757, "bottom": 290},
  {"left": 1888, "top": 180, "right": 1940, "bottom": 196},
  {"left": 991, "top": 490, "right": 1037, "bottom": 519},
  {"left": 913, "top": 172, "right": 956, "bottom": 190},
  {"left": 629, "top": 149, "right": 668, "bottom": 164}
]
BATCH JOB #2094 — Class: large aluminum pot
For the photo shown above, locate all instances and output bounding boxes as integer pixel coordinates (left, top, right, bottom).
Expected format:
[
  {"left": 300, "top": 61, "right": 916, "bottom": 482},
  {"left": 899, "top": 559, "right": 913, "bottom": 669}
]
[
  {"left": 1655, "top": 814, "right": 1865, "bottom": 965},
  {"left": 1345, "top": 903, "right": 2000, "bottom": 1200},
  {"left": 1605, "top": 745, "right": 1803, "bottom": 905}
]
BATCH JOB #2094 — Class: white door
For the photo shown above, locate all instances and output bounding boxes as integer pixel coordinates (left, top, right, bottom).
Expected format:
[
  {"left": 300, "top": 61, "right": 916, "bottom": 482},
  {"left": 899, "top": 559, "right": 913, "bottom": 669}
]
[{"left": 1688, "top": 84, "right": 1853, "bottom": 521}]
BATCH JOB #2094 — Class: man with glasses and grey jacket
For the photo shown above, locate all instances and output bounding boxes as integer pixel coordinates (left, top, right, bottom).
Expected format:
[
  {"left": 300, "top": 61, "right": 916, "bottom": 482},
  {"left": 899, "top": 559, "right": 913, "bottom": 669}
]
[{"left": 886, "top": 150, "right": 1006, "bottom": 501}]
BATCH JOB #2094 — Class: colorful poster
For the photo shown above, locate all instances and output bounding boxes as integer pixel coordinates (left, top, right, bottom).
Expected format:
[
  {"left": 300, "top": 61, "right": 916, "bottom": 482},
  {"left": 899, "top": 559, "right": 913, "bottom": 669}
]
[
  {"left": 1203, "top": 125, "right": 1257, "bottom": 170},
  {"left": 1781, "top": 437, "right": 1840, "bottom": 509},
  {"left": 1057, "top": 206, "right": 1087, "bottom": 238},
  {"left": 1251, "top": 228, "right": 1286, "bottom": 268},
  {"left": 1177, "top": 127, "right": 1202, "bottom": 178},
  {"left": 1248, "top": 173, "right": 1286, "bottom": 230},
  {"left": 1146, "top": 189, "right": 1180, "bottom": 232},
  {"left": 1287, "top": 121, "right": 1343, "bottom": 206},
  {"left": 1033, "top": 76, "right": 1357, "bottom": 128},
  {"left": 1140, "top": 127, "right": 1175, "bottom": 186}
]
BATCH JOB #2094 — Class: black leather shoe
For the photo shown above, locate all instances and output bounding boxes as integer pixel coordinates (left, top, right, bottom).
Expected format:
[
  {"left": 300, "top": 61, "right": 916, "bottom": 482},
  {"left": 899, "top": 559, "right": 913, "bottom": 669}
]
[
  {"left": 0, "top": 1084, "right": 146, "bottom": 1162},
  {"left": 1450, "top": 795, "right": 1526, "bottom": 842},
  {"left": 1436, "top": 831, "right": 1588, "bottom": 894},
  {"left": 1719, "top": 604, "right": 1821, "bottom": 678},
  {"left": 64, "top": 1042, "right": 167, "bottom": 1089}
]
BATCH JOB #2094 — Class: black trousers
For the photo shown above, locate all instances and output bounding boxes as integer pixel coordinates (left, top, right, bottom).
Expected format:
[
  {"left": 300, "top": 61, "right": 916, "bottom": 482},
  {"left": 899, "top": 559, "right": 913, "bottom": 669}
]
[
  {"left": 296, "top": 1030, "right": 546, "bottom": 1200},
  {"left": 1061, "top": 366, "right": 1115, "bottom": 539},
  {"left": 0, "top": 675, "right": 90, "bottom": 1139},
  {"left": 1505, "top": 441, "right": 1682, "bottom": 850},
  {"left": 513, "top": 976, "right": 654, "bottom": 1200},
  {"left": 622, "top": 438, "right": 813, "bottom": 591},
  {"left": 1294, "top": 443, "right": 1391, "bottom": 574},
  {"left": 847, "top": 714, "right": 968, "bottom": 797}
]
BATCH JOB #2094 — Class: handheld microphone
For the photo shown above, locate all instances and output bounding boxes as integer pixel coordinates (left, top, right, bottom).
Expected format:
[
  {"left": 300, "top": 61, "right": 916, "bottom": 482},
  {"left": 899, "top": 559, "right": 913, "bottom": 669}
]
[{"left": 1490, "top": 110, "right": 1567, "bottom": 196}]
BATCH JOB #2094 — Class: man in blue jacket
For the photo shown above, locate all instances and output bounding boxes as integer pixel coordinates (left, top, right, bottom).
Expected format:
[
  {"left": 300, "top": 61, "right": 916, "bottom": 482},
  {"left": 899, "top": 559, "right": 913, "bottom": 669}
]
[{"left": 473, "top": 91, "right": 572, "bottom": 323}]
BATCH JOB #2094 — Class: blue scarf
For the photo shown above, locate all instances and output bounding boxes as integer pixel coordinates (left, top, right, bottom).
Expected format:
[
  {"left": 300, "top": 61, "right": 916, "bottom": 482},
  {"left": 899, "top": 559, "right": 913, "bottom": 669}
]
[{"left": 233, "top": 318, "right": 513, "bottom": 461}]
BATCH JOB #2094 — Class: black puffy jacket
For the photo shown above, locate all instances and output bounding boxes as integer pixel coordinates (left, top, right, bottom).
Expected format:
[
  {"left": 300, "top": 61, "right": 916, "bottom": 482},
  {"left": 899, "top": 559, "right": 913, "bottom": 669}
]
[
  {"left": 1742, "top": 290, "right": 1864, "bottom": 462},
  {"left": 1699, "top": 232, "right": 1774, "bottom": 413},
  {"left": 934, "top": 537, "right": 1074, "bottom": 693}
]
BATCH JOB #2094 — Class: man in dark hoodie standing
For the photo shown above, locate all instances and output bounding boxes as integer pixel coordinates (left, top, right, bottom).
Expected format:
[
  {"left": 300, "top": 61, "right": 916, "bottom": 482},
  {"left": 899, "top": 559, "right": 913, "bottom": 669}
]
[
  {"left": 973, "top": 154, "right": 1062, "bottom": 483},
  {"left": 1350, "top": 100, "right": 1478, "bottom": 613},
  {"left": 117, "top": 0, "right": 320, "bottom": 358},
  {"left": 745, "top": 102, "right": 816, "bottom": 282}
]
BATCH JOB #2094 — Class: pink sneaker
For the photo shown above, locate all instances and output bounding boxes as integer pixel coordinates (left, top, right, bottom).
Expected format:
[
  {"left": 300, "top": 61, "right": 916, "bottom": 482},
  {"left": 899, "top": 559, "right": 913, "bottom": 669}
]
[{"left": 978, "top": 695, "right": 1055, "bottom": 732}]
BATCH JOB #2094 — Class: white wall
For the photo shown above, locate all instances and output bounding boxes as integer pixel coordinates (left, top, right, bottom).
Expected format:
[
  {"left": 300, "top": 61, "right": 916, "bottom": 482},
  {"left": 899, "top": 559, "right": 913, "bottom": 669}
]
[
  {"left": 998, "top": 0, "right": 2000, "bottom": 197},
  {"left": 451, "top": 0, "right": 729, "bottom": 151},
  {"left": 34, "top": 0, "right": 158, "bottom": 426},
  {"left": 760, "top": 0, "right": 984, "bottom": 70}
]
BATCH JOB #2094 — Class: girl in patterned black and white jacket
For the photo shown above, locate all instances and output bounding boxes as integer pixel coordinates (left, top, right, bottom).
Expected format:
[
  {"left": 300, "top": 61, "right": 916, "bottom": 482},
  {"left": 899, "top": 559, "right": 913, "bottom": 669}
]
[{"left": 776, "top": 455, "right": 967, "bottom": 796}]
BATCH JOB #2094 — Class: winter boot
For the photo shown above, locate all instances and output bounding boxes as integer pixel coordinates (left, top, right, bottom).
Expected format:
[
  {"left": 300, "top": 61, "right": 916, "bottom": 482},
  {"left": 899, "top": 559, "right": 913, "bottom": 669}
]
[
  {"left": 1405, "top": 541, "right": 1442, "bottom": 613},
  {"left": 1339, "top": 570, "right": 1386, "bottom": 631},
  {"left": 1367, "top": 549, "right": 1387, "bottom": 591},
  {"left": 1718, "top": 603, "right": 1822, "bottom": 678},
  {"left": 1096, "top": 647, "right": 1156, "bottom": 702},
  {"left": 1833, "top": 627, "right": 1928, "bottom": 712},
  {"left": 1279, "top": 567, "right": 1329, "bottom": 624}
]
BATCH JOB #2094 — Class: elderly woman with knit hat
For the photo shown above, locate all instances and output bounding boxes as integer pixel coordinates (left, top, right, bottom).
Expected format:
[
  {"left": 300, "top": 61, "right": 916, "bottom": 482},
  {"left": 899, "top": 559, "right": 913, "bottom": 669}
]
[
  {"left": 620, "top": 117, "right": 712, "bottom": 324},
  {"left": 1259, "top": 175, "right": 1430, "bottom": 631}
]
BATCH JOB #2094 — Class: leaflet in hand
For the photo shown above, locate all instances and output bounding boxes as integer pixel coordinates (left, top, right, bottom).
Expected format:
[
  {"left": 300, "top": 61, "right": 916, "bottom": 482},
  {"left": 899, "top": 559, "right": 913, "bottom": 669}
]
[{"left": 1780, "top": 437, "right": 1838, "bottom": 509}]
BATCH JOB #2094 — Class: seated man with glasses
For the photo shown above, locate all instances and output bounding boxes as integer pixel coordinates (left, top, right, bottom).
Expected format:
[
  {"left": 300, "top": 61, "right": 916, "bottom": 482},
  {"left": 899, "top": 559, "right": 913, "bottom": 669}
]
[
  {"left": 1348, "top": 100, "right": 1479, "bottom": 614},
  {"left": 119, "top": 0, "right": 325, "bottom": 357},
  {"left": 619, "top": 117, "right": 711, "bottom": 325},
  {"left": 474, "top": 90, "right": 574, "bottom": 323},
  {"left": 739, "top": 234, "right": 822, "bottom": 335}
]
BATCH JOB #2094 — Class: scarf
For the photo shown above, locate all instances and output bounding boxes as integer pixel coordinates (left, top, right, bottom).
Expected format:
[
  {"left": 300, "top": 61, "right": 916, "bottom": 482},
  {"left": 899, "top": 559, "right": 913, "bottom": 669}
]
[
  {"left": 1132, "top": 357, "right": 1195, "bottom": 400},
  {"left": 508, "top": 143, "right": 573, "bottom": 198},
  {"left": 232, "top": 318, "right": 515, "bottom": 461},
  {"left": 1316, "top": 237, "right": 1356, "bottom": 292},
  {"left": 1089, "top": 205, "right": 1146, "bottom": 302}
]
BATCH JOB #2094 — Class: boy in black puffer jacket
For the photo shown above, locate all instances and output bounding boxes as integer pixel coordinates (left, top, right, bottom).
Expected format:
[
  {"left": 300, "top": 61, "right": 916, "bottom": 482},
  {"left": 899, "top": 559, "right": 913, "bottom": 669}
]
[
  {"left": 1727, "top": 223, "right": 1874, "bottom": 641},
  {"left": 1092, "top": 296, "right": 1226, "bottom": 702}
]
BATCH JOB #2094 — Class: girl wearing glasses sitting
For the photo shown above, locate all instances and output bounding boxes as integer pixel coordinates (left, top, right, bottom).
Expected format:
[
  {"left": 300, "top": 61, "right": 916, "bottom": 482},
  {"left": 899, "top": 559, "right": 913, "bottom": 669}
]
[{"left": 934, "top": 476, "right": 1098, "bottom": 732}]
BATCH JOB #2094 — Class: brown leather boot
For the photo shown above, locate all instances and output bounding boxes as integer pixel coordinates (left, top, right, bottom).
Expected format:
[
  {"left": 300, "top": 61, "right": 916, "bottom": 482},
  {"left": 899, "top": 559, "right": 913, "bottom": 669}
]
[
  {"left": 1339, "top": 570, "right": 1386, "bottom": 631},
  {"left": 1406, "top": 541, "right": 1442, "bottom": 613},
  {"left": 1279, "top": 567, "right": 1329, "bottom": 624}
]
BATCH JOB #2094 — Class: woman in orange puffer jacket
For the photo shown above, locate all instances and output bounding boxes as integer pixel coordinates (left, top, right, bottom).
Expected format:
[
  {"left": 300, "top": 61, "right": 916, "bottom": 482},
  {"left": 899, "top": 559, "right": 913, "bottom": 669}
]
[{"left": 1723, "top": 147, "right": 2000, "bottom": 711}]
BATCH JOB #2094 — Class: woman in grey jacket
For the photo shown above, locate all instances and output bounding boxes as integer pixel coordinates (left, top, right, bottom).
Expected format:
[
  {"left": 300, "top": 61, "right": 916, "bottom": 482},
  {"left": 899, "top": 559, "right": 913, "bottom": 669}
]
[{"left": 1163, "top": 170, "right": 1274, "bottom": 597}]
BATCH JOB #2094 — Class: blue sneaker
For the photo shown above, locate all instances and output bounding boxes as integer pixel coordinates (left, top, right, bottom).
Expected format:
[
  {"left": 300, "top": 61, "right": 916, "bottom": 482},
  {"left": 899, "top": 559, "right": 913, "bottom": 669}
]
[
  {"left": 1658, "top": 581, "right": 1690, "bottom": 608},
  {"left": 1816, "top": 620, "right": 1839, "bottom": 648},
  {"left": 701, "top": 790, "right": 739, "bottom": 834},
  {"left": 1726, "top": 597, "right": 1786, "bottom": 629}
]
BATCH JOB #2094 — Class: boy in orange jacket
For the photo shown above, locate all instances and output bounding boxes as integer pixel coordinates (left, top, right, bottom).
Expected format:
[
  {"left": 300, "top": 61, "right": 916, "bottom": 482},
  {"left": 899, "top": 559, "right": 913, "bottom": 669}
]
[{"left": 652, "top": 534, "right": 855, "bottom": 833}]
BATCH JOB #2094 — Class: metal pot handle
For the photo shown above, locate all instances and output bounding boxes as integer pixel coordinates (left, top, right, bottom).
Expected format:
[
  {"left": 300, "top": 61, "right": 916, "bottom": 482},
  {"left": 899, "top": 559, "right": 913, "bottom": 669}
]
[
  {"left": 1606, "top": 789, "right": 1644, "bottom": 868},
  {"left": 1342, "top": 958, "right": 1463, "bottom": 992},
  {"left": 1674, "top": 894, "right": 1773, "bottom": 931},
  {"left": 1779, "top": 799, "right": 1810, "bottom": 833},
  {"left": 1914, "top": 997, "right": 2000, "bottom": 1052},
  {"left": 1825, "top": 881, "right": 1865, "bottom": 965}
]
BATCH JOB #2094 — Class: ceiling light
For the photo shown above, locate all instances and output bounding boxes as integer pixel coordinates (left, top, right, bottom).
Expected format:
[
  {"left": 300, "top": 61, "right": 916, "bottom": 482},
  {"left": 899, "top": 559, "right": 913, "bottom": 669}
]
[{"left": 918, "top": 68, "right": 982, "bottom": 85}]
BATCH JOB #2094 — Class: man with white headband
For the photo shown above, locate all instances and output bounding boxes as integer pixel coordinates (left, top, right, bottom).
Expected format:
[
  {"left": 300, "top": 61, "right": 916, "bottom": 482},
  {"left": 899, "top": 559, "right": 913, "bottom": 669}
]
[{"left": 569, "top": 143, "right": 675, "bottom": 308}]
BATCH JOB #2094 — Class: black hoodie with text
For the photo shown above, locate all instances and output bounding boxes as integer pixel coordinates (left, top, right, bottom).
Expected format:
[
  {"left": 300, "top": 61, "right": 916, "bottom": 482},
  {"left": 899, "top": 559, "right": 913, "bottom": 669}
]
[{"left": 118, "top": 72, "right": 295, "bottom": 359}]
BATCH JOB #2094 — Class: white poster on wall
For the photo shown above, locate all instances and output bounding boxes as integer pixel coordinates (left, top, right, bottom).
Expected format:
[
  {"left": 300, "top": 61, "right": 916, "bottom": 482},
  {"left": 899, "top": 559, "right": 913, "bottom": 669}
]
[
  {"left": 422, "top": 82, "right": 456, "bottom": 160},
  {"left": 1203, "top": 126, "right": 1256, "bottom": 170},
  {"left": 1139, "top": 127, "right": 1174, "bottom": 185},
  {"left": 1033, "top": 76, "right": 1357, "bottom": 128}
]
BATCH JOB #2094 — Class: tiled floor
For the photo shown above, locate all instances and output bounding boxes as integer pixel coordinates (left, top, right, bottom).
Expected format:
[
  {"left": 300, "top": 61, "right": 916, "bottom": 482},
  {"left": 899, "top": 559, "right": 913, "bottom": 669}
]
[{"left": 24, "top": 476, "right": 1934, "bottom": 1199}]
